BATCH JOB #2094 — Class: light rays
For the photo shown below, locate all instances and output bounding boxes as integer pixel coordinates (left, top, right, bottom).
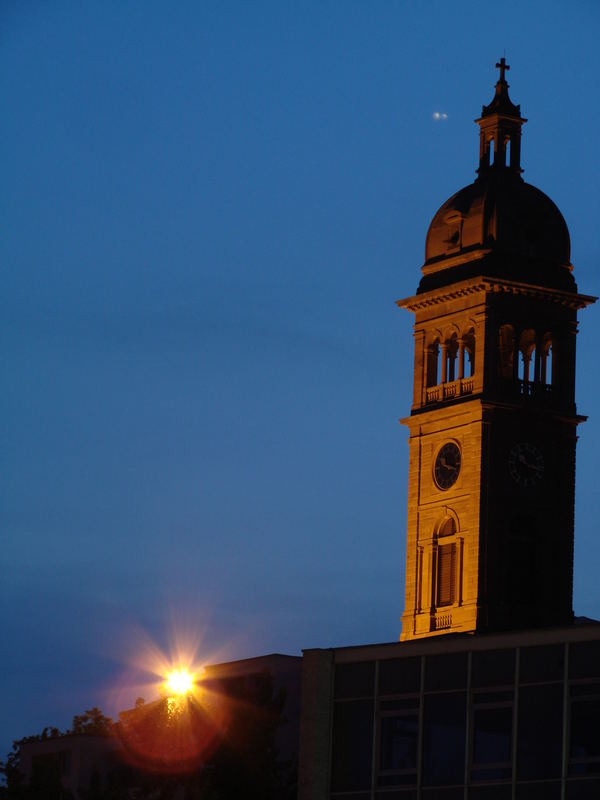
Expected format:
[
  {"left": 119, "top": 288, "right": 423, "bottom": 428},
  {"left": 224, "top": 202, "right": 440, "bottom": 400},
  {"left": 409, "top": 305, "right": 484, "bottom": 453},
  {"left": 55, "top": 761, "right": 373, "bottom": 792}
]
[{"left": 103, "top": 619, "right": 237, "bottom": 773}]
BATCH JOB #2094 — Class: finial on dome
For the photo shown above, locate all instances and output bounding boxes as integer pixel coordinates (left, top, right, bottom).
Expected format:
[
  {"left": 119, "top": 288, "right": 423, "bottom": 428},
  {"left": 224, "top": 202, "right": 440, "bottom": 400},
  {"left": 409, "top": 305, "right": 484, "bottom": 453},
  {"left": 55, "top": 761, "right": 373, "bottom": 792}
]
[
  {"left": 495, "top": 56, "right": 509, "bottom": 84},
  {"left": 481, "top": 56, "right": 521, "bottom": 118}
]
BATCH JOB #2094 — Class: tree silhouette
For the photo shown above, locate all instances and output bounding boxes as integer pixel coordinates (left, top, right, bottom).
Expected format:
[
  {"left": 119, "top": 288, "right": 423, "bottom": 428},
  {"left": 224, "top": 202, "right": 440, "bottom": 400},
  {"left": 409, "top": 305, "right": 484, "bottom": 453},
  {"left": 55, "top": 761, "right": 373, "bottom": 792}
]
[
  {"left": 1, "top": 671, "right": 296, "bottom": 799},
  {"left": 69, "top": 709, "right": 113, "bottom": 737}
]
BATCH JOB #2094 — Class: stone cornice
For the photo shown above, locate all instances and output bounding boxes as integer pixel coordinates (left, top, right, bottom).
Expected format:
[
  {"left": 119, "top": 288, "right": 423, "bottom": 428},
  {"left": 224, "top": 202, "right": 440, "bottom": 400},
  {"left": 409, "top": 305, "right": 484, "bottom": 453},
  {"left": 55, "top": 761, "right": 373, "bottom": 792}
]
[{"left": 397, "top": 276, "right": 597, "bottom": 312}]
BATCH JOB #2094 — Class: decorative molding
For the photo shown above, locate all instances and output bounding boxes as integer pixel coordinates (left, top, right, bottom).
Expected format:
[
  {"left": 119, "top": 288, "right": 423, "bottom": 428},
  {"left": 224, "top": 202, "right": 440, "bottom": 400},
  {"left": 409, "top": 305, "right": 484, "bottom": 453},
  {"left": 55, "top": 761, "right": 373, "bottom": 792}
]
[{"left": 397, "top": 277, "right": 597, "bottom": 312}]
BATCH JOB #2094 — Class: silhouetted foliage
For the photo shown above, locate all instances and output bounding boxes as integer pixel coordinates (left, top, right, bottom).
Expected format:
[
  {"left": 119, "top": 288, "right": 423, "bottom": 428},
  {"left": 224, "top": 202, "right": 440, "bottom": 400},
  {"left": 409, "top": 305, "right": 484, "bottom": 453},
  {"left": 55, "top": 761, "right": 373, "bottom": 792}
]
[
  {"left": 1, "top": 672, "right": 296, "bottom": 799},
  {"left": 69, "top": 709, "right": 113, "bottom": 737}
]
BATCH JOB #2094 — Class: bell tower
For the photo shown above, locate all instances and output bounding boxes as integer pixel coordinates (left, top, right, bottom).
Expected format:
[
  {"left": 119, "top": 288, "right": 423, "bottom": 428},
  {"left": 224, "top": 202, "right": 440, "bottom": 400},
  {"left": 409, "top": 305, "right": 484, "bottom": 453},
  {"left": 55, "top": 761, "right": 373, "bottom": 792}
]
[{"left": 399, "top": 61, "right": 596, "bottom": 641}]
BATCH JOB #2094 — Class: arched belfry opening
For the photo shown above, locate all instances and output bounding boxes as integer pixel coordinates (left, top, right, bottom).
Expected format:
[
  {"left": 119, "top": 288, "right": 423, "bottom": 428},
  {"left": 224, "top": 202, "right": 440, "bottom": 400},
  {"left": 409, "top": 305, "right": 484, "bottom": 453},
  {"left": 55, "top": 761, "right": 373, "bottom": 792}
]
[
  {"left": 518, "top": 328, "right": 537, "bottom": 383},
  {"left": 542, "top": 333, "right": 554, "bottom": 385},
  {"left": 463, "top": 328, "right": 475, "bottom": 378}
]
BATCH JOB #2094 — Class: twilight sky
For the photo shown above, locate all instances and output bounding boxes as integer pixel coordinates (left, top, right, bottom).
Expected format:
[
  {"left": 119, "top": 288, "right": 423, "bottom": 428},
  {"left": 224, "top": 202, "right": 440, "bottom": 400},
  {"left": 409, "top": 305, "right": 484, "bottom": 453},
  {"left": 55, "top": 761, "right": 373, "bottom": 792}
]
[{"left": 2, "top": 0, "right": 600, "bottom": 756}]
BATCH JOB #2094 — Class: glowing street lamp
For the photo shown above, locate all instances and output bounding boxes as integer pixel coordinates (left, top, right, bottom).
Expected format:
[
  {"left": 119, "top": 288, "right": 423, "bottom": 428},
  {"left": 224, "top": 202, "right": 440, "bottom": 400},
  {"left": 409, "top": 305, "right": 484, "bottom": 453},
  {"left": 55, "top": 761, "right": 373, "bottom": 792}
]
[{"left": 164, "top": 667, "right": 195, "bottom": 698}]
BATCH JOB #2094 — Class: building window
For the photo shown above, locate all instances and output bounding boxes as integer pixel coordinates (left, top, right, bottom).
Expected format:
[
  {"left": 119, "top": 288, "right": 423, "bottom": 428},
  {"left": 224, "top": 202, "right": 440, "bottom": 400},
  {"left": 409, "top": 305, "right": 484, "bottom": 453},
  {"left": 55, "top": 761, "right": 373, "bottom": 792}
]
[
  {"left": 438, "top": 517, "right": 456, "bottom": 538},
  {"left": 425, "top": 652, "right": 468, "bottom": 692},
  {"left": 472, "top": 649, "right": 515, "bottom": 689},
  {"left": 436, "top": 543, "right": 456, "bottom": 607},
  {"left": 569, "top": 683, "right": 600, "bottom": 776},
  {"left": 422, "top": 691, "right": 467, "bottom": 786},
  {"left": 518, "top": 328, "right": 537, "bottom": 382},
  {"left": 331, "top": 699, "right": 374, "bottom": 792},
  {"left": 377, "top": 698, "right": 419, "bottom": 787},
  {"left": 542, "top": 332, "right": 554, "bottom": 385},
  {"left": 378, "top": 657, "right": 421, "bottom": 696},
  {"left": 470, "top": 690, "right": 513, "bottom": 782},
  {"left": 331, "top": 661, "right": 376, "bottom": 793},
  {"left": 334, "top": 662, "right": 375, "bottom": 699},
  {"left": 517, "top": 684, "right": 563, "bottom": 780},
  {"left": 463, "top": 327, "right": 476, "bottom": 378}
]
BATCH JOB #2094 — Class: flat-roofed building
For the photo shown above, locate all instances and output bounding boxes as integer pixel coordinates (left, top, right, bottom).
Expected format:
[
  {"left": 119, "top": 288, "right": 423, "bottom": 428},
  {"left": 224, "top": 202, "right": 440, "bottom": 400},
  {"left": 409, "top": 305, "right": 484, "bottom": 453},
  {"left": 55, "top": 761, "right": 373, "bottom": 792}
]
[{"left": 299, "top": 622, "right": 600, "bottom": 800}]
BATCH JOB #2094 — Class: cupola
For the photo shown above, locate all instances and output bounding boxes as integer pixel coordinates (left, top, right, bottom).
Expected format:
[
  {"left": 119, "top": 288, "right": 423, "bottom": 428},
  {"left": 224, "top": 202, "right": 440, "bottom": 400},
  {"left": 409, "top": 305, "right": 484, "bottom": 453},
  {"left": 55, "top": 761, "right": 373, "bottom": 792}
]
[{"left": 419, "top": 59, "right": 574, "bottom": 295}]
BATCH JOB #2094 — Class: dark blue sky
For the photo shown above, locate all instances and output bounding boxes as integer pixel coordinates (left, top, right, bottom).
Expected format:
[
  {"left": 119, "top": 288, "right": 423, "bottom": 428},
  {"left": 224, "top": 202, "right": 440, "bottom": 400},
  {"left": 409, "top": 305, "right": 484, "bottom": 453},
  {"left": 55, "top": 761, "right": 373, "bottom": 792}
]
[{"left": 2, "top": 1, "right": 600, "bottom": 755}]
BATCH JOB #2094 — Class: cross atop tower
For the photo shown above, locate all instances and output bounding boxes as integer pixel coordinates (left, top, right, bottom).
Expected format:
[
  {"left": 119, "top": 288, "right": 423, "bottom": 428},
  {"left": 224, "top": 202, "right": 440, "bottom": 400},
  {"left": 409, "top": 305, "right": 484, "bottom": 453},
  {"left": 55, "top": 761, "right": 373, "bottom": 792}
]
[{"left": 496, "top": 57, "right": 510, "bottom": 83}]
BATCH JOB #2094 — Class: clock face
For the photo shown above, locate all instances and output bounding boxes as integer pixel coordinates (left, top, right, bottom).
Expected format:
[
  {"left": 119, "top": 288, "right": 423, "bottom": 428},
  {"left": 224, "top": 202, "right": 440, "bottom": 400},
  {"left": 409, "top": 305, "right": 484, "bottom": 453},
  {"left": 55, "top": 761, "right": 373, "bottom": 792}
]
[
  {"left": 508, "top": 442, "right": 545, "bottom": 487},
  {"left": 434, "top": 442, "right": 462, "bottom": 490}
]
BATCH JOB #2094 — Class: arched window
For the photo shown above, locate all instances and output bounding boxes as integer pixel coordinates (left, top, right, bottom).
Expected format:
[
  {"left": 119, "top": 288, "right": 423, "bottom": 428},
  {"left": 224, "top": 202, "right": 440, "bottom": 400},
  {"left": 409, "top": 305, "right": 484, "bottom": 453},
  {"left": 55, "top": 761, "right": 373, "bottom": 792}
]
[
  {"left": 438, "top": 517, "right": 456, "bottom": 537},
  {"left": 498, "top": 324, "right": 515, "bottom": 378},
  {"left": 437, "top": 544, "right": 456, "bottom": 607},
  {"left": 435, "top": 515, "right": 458, "bottom": 607},
  {"left": 505, "top": 136, "right": 511, "bottom": 167},
  {"left": 541, "top": 333, "right": 554, "bottom": 385},
  {"left": 518, "top": 329, "right": 537, "bottom": 382},
  {"left": 463, "top": 328, "right": 475, "bottom": 378}
]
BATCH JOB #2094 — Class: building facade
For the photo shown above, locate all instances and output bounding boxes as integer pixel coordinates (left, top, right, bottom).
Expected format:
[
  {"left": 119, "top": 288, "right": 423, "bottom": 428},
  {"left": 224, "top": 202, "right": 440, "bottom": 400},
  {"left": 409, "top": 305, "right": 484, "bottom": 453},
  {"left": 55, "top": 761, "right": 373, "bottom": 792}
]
[{"left": 299, "top": 624, "right": 600, "bottom": 800}]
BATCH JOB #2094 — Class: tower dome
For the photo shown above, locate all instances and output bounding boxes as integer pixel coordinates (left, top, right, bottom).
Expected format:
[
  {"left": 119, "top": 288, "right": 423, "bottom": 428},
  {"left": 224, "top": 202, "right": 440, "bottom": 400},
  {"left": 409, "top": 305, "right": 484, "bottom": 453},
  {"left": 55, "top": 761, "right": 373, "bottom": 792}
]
[{"left": 419, "top": 59, "right": 575, "bottom": 295}]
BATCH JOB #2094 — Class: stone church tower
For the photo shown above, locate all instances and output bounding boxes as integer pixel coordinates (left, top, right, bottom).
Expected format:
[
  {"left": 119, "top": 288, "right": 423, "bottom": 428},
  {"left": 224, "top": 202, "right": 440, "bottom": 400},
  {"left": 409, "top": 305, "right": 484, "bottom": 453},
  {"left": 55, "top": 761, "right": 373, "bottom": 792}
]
[{"left": 399, "top": 60, "right": 596, "bottom": 641}]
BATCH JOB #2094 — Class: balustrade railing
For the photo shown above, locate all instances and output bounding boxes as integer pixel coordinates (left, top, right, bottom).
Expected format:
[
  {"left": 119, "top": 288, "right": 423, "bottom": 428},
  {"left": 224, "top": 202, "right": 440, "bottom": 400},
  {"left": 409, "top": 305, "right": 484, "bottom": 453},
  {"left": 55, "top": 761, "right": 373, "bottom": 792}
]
[
  {"left": 434, "top": 612, "right": 452, "bottom": 630},
  {"left": 518, "top": 379, "right": 553, "bottom": 397},
  {"left": 495, "top": 378, "right": 555, "bottom": 402},
  {"left": 425, "top": 377, "right": 555, "bottom": 405},
  {"left": 425, "top": 377, "right": 474, "bottom": 404}
]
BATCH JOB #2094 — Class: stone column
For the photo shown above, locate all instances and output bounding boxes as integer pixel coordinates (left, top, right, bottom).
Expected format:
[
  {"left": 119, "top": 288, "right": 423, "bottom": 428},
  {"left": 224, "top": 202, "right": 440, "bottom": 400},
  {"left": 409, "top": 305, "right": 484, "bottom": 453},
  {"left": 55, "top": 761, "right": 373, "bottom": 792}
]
[
  {"left": 440, "top": 343, "right": 448, "bottom": 384},
  {"left": 534, "top": 338, "right": 542, "bottom": 384},
  {"left": 458, "top": 338, "right": 465, "bottom": 380}
]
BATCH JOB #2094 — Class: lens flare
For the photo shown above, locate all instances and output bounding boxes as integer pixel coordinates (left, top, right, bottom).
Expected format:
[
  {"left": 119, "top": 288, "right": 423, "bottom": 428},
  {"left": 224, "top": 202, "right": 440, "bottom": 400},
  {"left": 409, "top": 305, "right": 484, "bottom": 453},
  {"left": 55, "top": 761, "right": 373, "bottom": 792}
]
[
  {"left": 107, "top": 624, "right": 237, "bottom": 774},
  {"left": 117, "top": 688, "right": 230, "bottom": 774},
  {"left": 165, "top": 667, "right": 195, "bottom": 697}
]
